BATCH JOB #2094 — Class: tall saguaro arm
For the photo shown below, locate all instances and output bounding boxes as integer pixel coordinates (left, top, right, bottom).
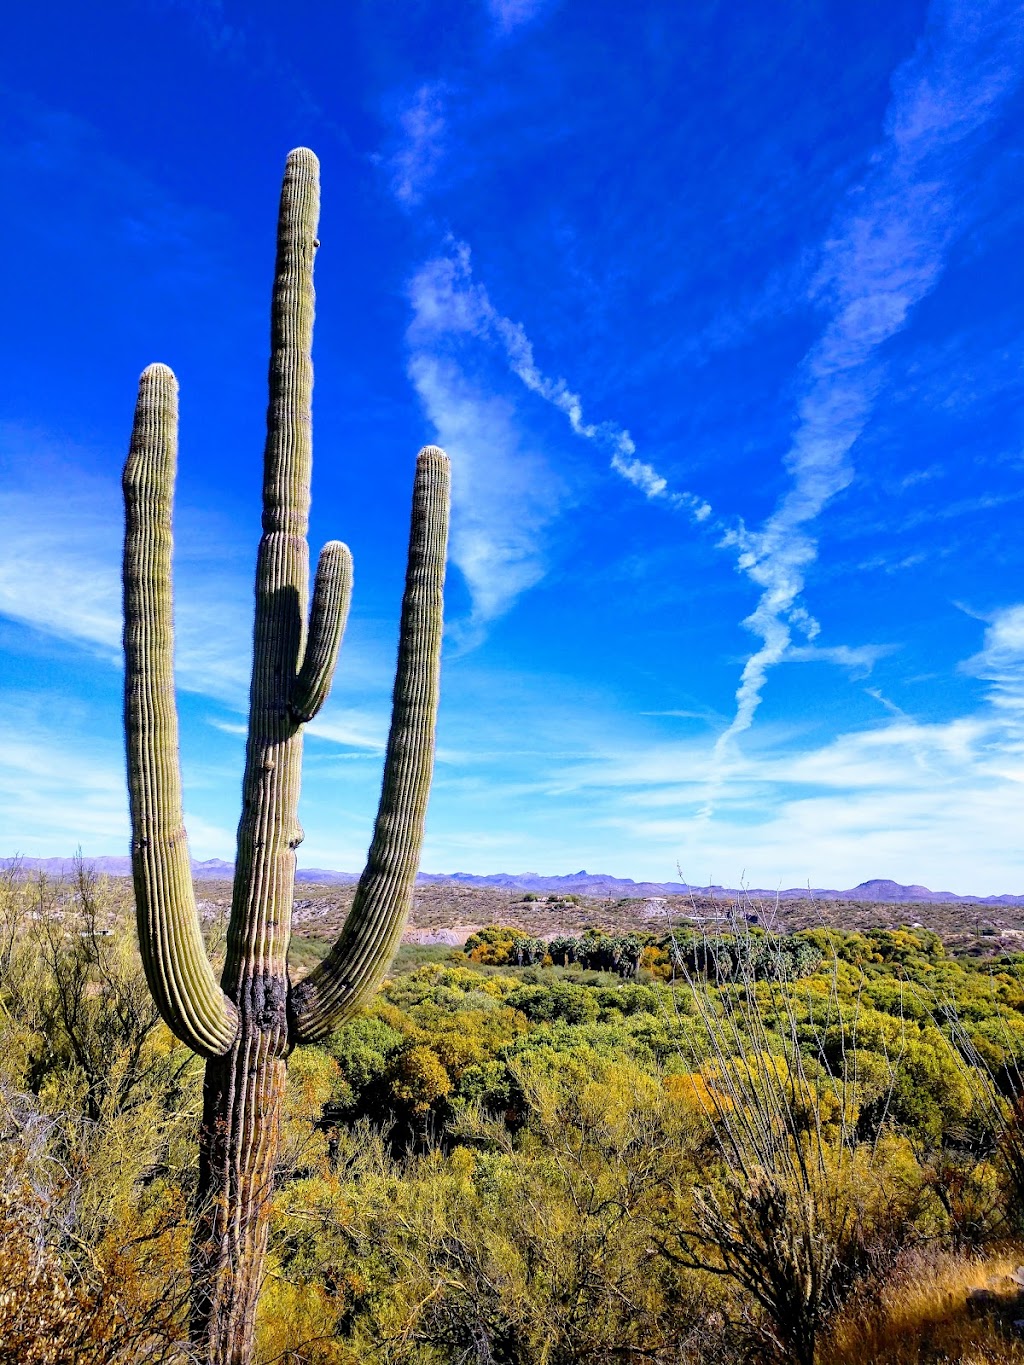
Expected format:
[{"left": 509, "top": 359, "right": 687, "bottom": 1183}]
[
  {"left": 290, "top": 444, "right": 450, "bottom": 1043},
  {"left": 122, "top": 364, "right": 239, "bottom": 1058}
]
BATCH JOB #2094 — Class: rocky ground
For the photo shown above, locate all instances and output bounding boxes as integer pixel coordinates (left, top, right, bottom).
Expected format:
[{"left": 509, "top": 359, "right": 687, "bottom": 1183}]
[{"left": 182, "top": 877, "right": 1024, "bottom": 960}]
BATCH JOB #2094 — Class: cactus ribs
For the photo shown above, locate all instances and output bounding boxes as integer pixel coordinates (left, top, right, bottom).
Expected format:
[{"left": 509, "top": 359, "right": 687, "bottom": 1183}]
[{"left": 121, "top": 148, "right": 450, "bottom": 1365}]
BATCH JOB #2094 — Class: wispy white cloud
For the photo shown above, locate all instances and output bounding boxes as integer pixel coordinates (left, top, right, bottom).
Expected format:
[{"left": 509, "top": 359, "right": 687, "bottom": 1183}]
[
  {"left": 961, "top": 602, "right": 1024, "bottom": 716},
  {"left": 306, "top": 711, "right": 389, "bottom": 754},
  {"left": 0, "top": 695, "right": 242, "bottom": 860},
  {"left": 855, "top": 549, "right": 930, "bottom": 575},
  {"left": 216, "top": 705, "right": 391, "bottom": 759},
  {"left": 409, "top": 241, "right": 713, "bottom": 521},
  {"left": 0, "top": 701, "right": 127, "bottom": 855},
  {"left": 0, "top": 429, "right": 122, "bottom": 658},
  {"left": 865, "top": 687, "right": 911, "bottom": 720},
  {"left": 407, "top": 352, "right": 563, "bottom": 639},
  {"left": 484, "top": 0, "right": 549, "bottom": 35},
  {"left": 406, "top": 242, "right": 716, "bottom": 638},
  {"left": 129, "top": 605, "right": 1023, "bottom": 890},
  {"left": 405, "top": 236, "right": 897, "bottom": 708},
  {"left": 707, "top": 0, "right": 1024, "bottom": 785},
  {"left": 408, "top": 248, "right": 569, "bottom": 637},
  {"left": 0, "top": 421, "right": 423, "bottom": 872},
  {"left": 492, "top": 299, "right": 713, "bottom": 522},
  {"left": 0, "top": 425, "right": 255, "bottom": 701},
  {"left": 388, "top": 82, "right": 448, "bottom": 208},
  {"left": 785, "top": 642, "right": 897, "bottom": 673}
]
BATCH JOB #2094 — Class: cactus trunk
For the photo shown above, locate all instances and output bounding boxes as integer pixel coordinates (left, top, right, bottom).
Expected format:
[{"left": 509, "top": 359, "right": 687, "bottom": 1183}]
[
  {"left": 121, "top": 147, "right": 450, "bottom": 1365},
  {"left": 189, "top": 148, "right": 316, "bottom": 1363}
]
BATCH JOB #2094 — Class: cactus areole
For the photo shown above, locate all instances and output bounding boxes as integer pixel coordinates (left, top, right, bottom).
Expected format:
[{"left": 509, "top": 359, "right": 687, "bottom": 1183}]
[{"left": 121, "top": 148, "right": 450, "bottom": 1365}]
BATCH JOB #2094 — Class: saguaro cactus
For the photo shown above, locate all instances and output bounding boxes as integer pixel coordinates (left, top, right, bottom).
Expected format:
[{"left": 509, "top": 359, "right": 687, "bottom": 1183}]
[{"left": 122, "top": 148, "right": 450, "bottom": 1364}]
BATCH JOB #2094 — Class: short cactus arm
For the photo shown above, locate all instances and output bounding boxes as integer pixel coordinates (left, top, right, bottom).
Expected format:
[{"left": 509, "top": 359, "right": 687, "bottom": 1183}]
[
  {"left": 289, "top": 445, "right": 450, "bottom": 1043},
  {"left": 122, "top": 364, "right": 239, "bottom": 1057},
  {"left": 291, "top": 540, "right": 352, "bottom": 723}
]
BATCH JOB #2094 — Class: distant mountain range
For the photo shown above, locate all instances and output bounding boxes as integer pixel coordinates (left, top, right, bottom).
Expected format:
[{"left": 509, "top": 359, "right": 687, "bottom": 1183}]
[
  {"left": 415, "top": 871, "right": 1024, "bottom": 905},
  {"left": 3, "top": 858, "right": 1023, "bottom": 905}
]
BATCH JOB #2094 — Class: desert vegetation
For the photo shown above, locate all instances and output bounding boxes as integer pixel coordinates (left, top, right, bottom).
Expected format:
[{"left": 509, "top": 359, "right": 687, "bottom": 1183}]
[{"left": 7, "top": 865, "right": 1024, "bottom": 1362}]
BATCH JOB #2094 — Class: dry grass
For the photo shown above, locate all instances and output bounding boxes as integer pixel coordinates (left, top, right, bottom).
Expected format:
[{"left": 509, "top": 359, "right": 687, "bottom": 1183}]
[{"left": 821, "top": 1248, "right": 1024, "bottom": 1364}]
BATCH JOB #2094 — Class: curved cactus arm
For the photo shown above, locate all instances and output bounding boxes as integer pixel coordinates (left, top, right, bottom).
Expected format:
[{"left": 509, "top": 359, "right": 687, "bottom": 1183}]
[
  {"left": 289, "top": 445, "right": 450, "bottom": 1044},
  {"left": 290, "top": 539, "right": 352, "bottom": 723},
  {"left": 122, "top": 364, "right": 239, "bottom": 1057}
]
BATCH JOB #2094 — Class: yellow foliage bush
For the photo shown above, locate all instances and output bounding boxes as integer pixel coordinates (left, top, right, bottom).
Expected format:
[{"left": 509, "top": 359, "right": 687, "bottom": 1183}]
[
  {"left": 389, "top": 1044, "right": 452, "bottom": 1114},
  {"left": 280, "top": 1047, "right": 343, "bottom": 1174}
]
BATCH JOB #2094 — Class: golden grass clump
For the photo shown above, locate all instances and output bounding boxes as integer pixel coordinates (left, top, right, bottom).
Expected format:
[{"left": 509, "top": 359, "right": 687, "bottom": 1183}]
[{"left": 822, "top": 1248, "right": 1024, "bottom": 1365}]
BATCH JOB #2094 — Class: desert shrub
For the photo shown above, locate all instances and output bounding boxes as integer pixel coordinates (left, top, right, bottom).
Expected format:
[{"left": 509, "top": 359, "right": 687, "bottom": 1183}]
[
  {"left": 594, "top": 980, "right": 665, "bottom": 1016},
  {"left": 464, "top": 924, "right": 527, "bottom": 964},
  {"left": 324, "top": 1016, "right": 405, "bottom": 1112},
  {"left": 506, "top": 979, "right": 599, "bottom": 1025},
  {"left": 664, "top": 923, "right": 929, "bottom": 1365},
  {"left": 388, "top": 1045, "right": 452, "bottom": 1117},
  {"left": 279, "top": 1047, "right": 343, "bottom": 1177},
  {"left": 0, "top": 1122, "right": 193, "bottom": 1364},
  {"left": 462, "top": 922, "right": 826, "bottom": 984},
  {"left": 288, "top": 1062, "right": 732, "bottom": 1364}
]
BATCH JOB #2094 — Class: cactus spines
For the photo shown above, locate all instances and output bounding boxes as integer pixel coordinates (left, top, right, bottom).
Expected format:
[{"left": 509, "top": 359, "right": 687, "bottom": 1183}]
[{"left": 121, "top": 148, "right": 450, "bottom": 1365}]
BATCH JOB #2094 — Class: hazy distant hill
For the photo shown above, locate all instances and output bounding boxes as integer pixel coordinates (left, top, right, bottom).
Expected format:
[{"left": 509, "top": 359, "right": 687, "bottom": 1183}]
[
  {"left": 0, "top": 855, "right": 242, "bottom": 881},
  {"left": 420, "top": 871, "right": 1024, "bottom": 905},
  {"left": 3, "top": 858, "right": 1022, "bottom": 905}
]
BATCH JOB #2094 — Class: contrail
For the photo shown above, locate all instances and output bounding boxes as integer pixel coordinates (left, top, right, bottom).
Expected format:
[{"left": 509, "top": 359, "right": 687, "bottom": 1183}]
[
  {"left": 410, "top": 241, "right": 713, "bottom": 524},
  {"left": 698, "top": 0, "right": 1024, "bottom": 819}
]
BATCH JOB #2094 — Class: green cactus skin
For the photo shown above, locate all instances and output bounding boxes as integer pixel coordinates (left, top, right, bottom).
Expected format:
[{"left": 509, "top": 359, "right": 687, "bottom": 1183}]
[
  {"left": 123, "top": 363, "right": 240, "bottom": 1058},
  {"left": 121, "top": 148, "right": 450, "bottom": 1365},
  {"left": 290, "top": 444, "right": 449, "bottom": 1042}
]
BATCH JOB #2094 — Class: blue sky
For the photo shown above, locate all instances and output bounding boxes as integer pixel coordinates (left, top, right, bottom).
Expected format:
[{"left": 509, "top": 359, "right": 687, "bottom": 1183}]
[{"left": 2, "top": 0, "right": 1023, "bottom": 891}]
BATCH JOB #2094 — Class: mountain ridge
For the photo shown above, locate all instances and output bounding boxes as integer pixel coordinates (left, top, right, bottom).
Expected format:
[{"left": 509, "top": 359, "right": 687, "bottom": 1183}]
[{"left": 3, "top": 858, "right": 1022, "bottom": 905}]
